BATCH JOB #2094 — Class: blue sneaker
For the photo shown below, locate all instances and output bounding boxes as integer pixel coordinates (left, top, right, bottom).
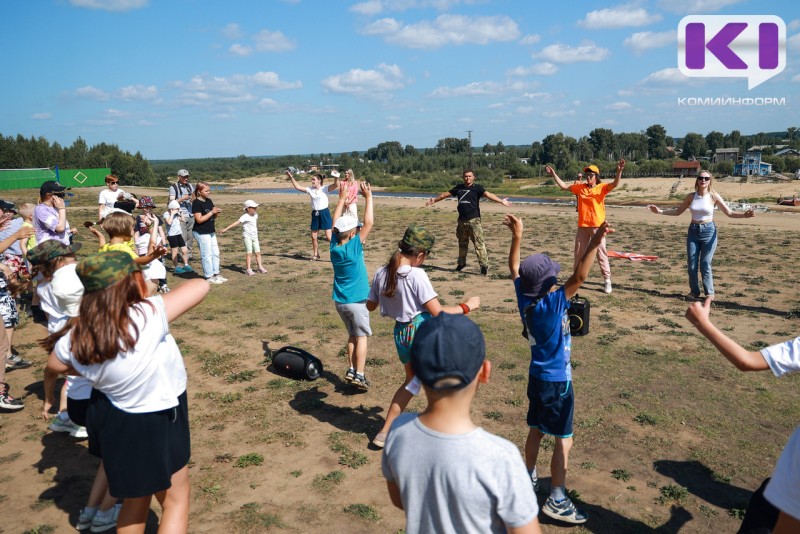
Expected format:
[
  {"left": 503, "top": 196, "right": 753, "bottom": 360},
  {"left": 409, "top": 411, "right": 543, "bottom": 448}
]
[
  {"left": 174, "top": 266, "right": 186, "bottom": 274},
  {"left": 542, "top": 496, "right": 588, "bottom": 524},
  {"left": 183, "top": 265, "right": 194, "bottom": 272}
]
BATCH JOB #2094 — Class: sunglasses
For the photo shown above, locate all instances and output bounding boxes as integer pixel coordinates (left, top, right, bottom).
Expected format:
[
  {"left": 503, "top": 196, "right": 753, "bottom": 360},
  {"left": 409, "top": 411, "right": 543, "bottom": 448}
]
[
  {"left": 107, "top": 181, "right": 119, "bottom": 185},
  {"left": 697, "top": 176, "right": 711, "bottom": 181}
]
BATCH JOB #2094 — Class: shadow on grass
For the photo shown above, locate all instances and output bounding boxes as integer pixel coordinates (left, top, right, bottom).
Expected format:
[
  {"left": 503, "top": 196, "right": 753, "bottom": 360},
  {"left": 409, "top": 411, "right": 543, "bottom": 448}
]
[
  {"left": 653, "top": 459, "right": 752, "bottom": 511},
  {"left": 35, "top": 431, "right": 160, "bottom": 533}
]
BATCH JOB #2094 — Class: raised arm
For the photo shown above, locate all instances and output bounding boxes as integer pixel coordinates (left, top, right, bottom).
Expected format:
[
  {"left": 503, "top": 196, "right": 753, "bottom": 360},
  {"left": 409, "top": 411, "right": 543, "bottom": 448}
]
[
  {"left": 332, "top": 181, "right": 347, "bottom": 222},
  {"left": 425, "top": 191, "right": 452, "bottom": 207},
  {"left": 563, "top": 222, "right": 614, "bottom": 298},
  {"left": 52, "top": 196, "right": 68, "bottom": 233},
  {"left": 286, "top": 171, "right": 306, "bottom": 193},
  {"left": 359, "top": 182, "right": 374, "bottom": 243},
  {"left": 162, "top": 278, "right": 211, "bottom": 322},
  {"left": 713, "top": 192, "right": 756, "bottom": 219},
  {"left": 685, "top": 297, "right": 770, "bottom": 371},
  {"left": 648, "top": 193, "right": 693, "bottom": 216},
  {"left": 503, "top": 213, "right": 523, "bottom": 280},
  {"left": 483, "top": 190, "right": 511, "bottom": 207},
  {"left": 607, "top": 158, "right": 625, "bottom": 192},
  {"left": 545, "top": 166, "right": 570, "bottom": 191}
]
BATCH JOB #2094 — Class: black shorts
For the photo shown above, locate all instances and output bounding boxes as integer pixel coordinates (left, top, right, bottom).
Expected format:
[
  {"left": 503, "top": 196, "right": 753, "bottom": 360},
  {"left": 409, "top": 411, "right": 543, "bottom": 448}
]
[
  {"left": 526, "top": 378, "right": 574, "bottom": 438},
  {"left": 167, "top": 235, "right": 186, "bottom": 248},
  {"left": 87, "top": 389, "right": 191, "bottom": 499},
  {"left": 67, "top": 396, "right": 91, "bottom": 428}
]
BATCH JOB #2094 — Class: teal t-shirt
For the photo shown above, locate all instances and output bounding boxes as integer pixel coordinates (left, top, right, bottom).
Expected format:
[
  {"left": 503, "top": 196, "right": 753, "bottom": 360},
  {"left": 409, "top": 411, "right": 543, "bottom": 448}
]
[{"left": 330, "top": 234, "right": 369, "bottom": 303}]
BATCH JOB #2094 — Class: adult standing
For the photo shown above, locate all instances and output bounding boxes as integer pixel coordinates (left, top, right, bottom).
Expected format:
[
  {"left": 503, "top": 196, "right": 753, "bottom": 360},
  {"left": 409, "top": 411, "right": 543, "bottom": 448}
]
[
  {"left": 191, "top": 182, "right": 226, "bottom": 284},
  {"left": 425, "top": 169, "right": 511, "bottom": 275},
  {"left": 168, "top": 170, "right": 195, "bottom": 262},
  {"left": 98, "top": 175, "right": 127, "bottom": 219},
  {"left": 33, "top": 181, "right": 73, "bottom": 245},
  {"left": 647, "top": 170, "right": 754, "bottom": 300},
  {"left": 286, "top": 171, "right": 338, "bottom": 260},
  {"left": 546, "top": 159, "right": 625, "bottom": 294}
]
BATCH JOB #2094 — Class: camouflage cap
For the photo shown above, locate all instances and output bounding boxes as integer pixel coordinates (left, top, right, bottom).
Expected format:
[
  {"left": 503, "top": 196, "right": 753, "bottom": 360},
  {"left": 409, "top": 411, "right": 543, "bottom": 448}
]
[
  {"left": 26, "top": 240, "right": 82, "bottom": 266},
  {"left": 76, "top": 250, "right": 140, "bottom": 293},
  {"left": 402, "top": 224, "right": 435, "bottom": 251}
]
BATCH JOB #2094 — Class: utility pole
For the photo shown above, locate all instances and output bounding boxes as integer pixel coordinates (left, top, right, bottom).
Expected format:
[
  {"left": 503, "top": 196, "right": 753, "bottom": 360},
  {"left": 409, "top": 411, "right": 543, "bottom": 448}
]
[{"left": 466, "top": 130, "right": 473, "bottom": 169}]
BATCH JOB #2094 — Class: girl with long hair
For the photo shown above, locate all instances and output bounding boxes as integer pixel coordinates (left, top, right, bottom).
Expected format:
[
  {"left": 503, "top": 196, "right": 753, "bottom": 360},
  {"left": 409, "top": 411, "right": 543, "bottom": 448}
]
[
  {"left": 366, "top": 224, "right": 480, "bottom": 448},
  {"left": 286, "top": 170, "right": 339, "bottom": 260},
  {"left": 192, "top": 182, "right": 226, "bottom": 284},
  {"left": 43, "top": 251, "right": 209, "bottom": 533}
]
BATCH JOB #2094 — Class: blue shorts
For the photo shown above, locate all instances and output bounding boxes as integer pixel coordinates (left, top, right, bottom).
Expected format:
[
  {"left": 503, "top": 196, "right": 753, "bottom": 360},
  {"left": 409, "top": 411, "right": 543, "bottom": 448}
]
[
  {"left": 393, "top": 312, "right": 431, "bottom": 364},
  {"left": 310, "top": 208, "right": 332, "bottom": 231},
  {"left": 526, "top": 378, "right": 574, "bottom": 438}
]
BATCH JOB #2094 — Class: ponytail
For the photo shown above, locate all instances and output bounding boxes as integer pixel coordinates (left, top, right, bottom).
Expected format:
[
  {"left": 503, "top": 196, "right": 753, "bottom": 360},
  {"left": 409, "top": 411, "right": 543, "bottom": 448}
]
[{"left": 382, "top": 240, "right": 427, "bottom": 298}]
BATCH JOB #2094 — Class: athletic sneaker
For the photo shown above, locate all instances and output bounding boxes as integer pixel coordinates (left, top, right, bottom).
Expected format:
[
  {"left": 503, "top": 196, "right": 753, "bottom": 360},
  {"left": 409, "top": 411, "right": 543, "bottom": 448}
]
[
  {"left": 183, "top": 265, "right": 194, "bottom": 272},
  {"left": 258, "top": 267, "right": 268, "bottom": 273},
  {"left": 530, "top": 471, "right": 539, "bottom": 492},
  {"left": 0, "top": 382, "right": 24, "bottom": 411},
  {"left": 215, "top": 275, "right": 229, "bottom": 283},
  {"left": 208, "top": 276, "right": 224, "bottom": 285},
  {"left": 157, "top": 285, "right": 170, "bottom": 293},
  {"left": 48, "top": 416, "right": 88, "bottom": 438},
  {"left": 5, "top": 353, "right": 32, "bottom": 371},
  {"left": 541, "top": 496, "right": 588, "bottom": 524},
  {"left": 174, "top": 265, "right": 186, "bottom": 274},
  {"left": 372, "top": 431, "right": 388, "bottom": 449},
  {"left": 245, "top": 269, "right": 256, "bottom": 276},
  {"left": 603, "top": 278, "right": 613, "bottom": 294},
  {"left": 344, "top": 368, "right": 355, "bottom": 383},
  {"left": 76, "top": 507, "right": 97, "bottom": 531},
  {"left": 90, "top": 503, "right": 121, "bottom": 533},
  {"left": 352, "top": 374, "right": 370, "bottom": 390}
]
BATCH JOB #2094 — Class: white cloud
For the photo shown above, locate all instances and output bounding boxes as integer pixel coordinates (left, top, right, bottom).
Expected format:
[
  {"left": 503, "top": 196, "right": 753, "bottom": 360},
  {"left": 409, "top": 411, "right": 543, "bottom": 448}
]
[
  {"left": 31, "top": 113, "right": 52, "bottom": 120},
  {"left": 362, "top": 14, "right": 520, "bottom": 49},
  {"left": 229, "top": 44, "right": 253, "bottom": 56},
  {"left": 535, "top": 41, "right": 610, "bottom": 63},
  {"left": 624, "top": 30, "right": 674, "bottom": 54},
  {"left": 578, "top": 5, "right": 661, "bottom": 29},
  {"left": 116, "top": 84, "right": 159, "bottom": 101},
  {"left": 350, "top": 0, "right": 471, "bottom": 15},
  {"left": 639, "top": 67, "right": 690, "bottom": 85},
  {"left": 259, "top": 98, "right": 278, "bottom": 108},
  {"left": 657, "top": 0, "right": 745, "bottom": 14},
  {"left": 542, "top": 109, "right": 575, "bottom": 118},
  {"left": 68, "top": 0, "right": 147, "bottom": 11},
  {"left": 386, "top": 124, "right": 401, "bottom": 130},
  {"left": 221, "top": 23, "right": 242, "bottom": 40},
  {"left": 351, "top": 0, "right": 383, "bottom": 15},
  {"left": 519, "top": 34, "right": 541, "bottom": 45},
  {"left": 515, "top": 106, "right": 535, "bottom": 113},
  {"left": 508, "top": 62, "right": 558, "bottom": 76},
  {"left": 253, "top": 29, "right": 296, "bottom": 52},
  {"left": 789, "top": 19, "right": 800, "bottom": 31},
  {"left": 429, "top": 81, "right": 519, "bottom": 98},
  {"left": 605, "top": 101, "right": 632, "bottom": 110},
  {"left": 76, "top": 85, "right": 110, "bottom": 100},
  {"left": 618, "top": 89, "right": 634, "bottom": 96},
  {"left": 789, "top": 33, "right": 800, "bottom": 52},
  {"left": 322, "top": 63, "right": 406, "bottom": 96},
  {"left": 487, "top": 102, "right": 504, "bottom": 109},
  {"left": 137, "top": 120, "right": 155, "bottom": 126},
  {"left": 792, "top": 74, "right": 800, "bottom": 83},
  {"left": 104, "top": 108, "right": 130, "bottom": 118},
  {"left": 251, "top": 71, "right": 302, "bottom": 90}
]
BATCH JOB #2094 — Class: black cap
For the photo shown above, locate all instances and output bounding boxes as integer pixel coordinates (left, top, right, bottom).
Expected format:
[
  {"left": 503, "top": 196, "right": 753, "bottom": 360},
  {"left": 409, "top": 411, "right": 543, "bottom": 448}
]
[
  {"left": 40, "top": 180, "right": 67, "bottom": 196},
  {"left": 0, "top": 199, "right": 16, "bottom": 213},
  {"left": 411, "top": 313, "right": 485, "bottom": 391}
]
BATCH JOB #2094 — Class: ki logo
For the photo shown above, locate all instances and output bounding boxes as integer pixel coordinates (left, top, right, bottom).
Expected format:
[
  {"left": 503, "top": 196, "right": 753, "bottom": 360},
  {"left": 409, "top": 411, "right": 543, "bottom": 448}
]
[{"left": 678, "top": 15, "right": 786, "bottom": 89}]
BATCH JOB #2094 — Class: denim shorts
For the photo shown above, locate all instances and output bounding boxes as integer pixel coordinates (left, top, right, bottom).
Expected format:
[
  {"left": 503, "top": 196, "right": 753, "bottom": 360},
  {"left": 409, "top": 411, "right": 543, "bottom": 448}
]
[{"left": 311, "top": 208, "right": 333, "bottom": 231}]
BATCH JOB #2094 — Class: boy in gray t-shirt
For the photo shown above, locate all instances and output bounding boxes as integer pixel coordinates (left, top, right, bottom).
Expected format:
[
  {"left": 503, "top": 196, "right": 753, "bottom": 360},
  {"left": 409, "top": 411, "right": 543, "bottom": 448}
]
[{"left": 382, "top": 313, "right": 541, "bottom": 534}]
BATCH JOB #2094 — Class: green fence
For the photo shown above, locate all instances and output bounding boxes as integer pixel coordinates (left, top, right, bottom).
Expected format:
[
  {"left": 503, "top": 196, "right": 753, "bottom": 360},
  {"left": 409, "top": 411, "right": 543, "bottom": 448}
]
[{"left": 0, "top": 168, "right": 111, "bottom": 191}]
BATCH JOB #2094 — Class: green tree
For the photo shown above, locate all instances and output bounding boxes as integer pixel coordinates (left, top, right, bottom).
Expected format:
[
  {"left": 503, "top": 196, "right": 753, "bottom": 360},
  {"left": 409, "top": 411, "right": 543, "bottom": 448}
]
[
  {"left": 542, "top": 133, "right": 571, "bottom": 170},
  {"left": 681, "top": 133, "right": 708, "bottom": 160},
  {"left": 589, "top": 128, "right": 615, "bottom": 160},
  {"left": 705, "top": 131, "right": 725, "bottom": 154},
  {"left": 646, "top": 124, "right": 668, "bottom": 159}
]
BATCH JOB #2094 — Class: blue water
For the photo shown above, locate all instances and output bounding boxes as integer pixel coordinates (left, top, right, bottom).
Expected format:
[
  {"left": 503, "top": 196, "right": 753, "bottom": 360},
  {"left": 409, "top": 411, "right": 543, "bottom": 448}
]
[{"left": 210, "top": 186, "right": 574, "bottom": 206}]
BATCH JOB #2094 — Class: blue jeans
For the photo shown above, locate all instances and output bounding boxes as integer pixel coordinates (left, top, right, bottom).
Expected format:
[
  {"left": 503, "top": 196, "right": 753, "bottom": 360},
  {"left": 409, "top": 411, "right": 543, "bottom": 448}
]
[
  {"left": 192, "top": 231, "right": 219, "bottom": 279},
  {"left": 686, "top": 222, "right": 717, "bottom": 296}
]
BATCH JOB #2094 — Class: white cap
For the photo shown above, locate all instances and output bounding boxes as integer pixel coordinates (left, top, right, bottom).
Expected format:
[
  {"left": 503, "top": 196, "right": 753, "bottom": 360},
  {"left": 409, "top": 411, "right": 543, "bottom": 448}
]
[
  {"left": 333, "top": 214, "right": 360, "bottom": 233},
  {"left": 51, "top": 264, "right": 84, "bottom": 317},
  {"left": 168, "top": 200, "right": 180, "bottom": 210},
  {"left": 243, "top": 200, "right": 259, "bottom": 210},
  {"left": 177, "top": 169, "right": 190, "bottom": 177}
]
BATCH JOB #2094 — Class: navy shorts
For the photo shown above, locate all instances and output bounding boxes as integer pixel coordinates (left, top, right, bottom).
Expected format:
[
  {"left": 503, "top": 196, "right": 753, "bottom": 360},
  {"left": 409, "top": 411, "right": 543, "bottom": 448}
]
[
  {"left": 167, "top": 234, "right": 186, "bottom": 248},
  {"left": 310, "top": 208, "right": 332, "bottom": 231},
  {"left": 67, "top": 397, "right": 91, "bottom": 428},
  {"left": 87, "top": 389, "right": 190, "bottom": 499},
  {"left": 526, "top": 378, "right": 574, "bottom": 438}
]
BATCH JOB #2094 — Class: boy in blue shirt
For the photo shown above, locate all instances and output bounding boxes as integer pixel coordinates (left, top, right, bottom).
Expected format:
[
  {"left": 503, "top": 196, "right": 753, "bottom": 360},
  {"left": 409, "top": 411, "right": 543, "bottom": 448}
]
[
  {"left": 504, "top": 213, "right": 612, "bottom": 525},
  {"left": 330, "top": 180, "right": 374, "bottom": 389}
]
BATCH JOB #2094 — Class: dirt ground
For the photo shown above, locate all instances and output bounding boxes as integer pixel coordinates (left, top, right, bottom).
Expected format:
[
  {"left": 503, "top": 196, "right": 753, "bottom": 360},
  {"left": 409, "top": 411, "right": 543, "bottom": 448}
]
[{"left": 1, "top": 177, "right": 799, "bottom": 533}]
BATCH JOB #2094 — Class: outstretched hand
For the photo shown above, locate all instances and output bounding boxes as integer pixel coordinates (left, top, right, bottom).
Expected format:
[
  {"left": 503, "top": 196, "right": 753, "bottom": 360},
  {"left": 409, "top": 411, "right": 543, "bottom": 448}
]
[
  {"left": 685, "top": 296, "right": 713, "bottom": 328},
  {"left": 589, "top": 221, "right": 614, "bottom": 246},
  {"left": 338, "top": 181, "right": 348, "bottom": 197},
  {"left": 502, "top": 213, "right": 523, "bottom": 237},
  {"left": 359, "top": 181, "right": 372, "bottom": 197},
  {"left": 617, "top": 158, "right": 626, "bottom": 172},
  {"left": 545, "top": 165, "right": 556, "bottom": 177},
  {"left": 647, "top": 204, "right": 660, "bottom": 214}
]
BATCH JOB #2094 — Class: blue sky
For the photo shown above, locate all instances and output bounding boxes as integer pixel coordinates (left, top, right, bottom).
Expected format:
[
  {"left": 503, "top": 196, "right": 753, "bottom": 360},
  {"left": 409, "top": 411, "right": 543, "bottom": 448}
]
[{"left": 2, "top": 0, "right": 799, "bottom": 160}]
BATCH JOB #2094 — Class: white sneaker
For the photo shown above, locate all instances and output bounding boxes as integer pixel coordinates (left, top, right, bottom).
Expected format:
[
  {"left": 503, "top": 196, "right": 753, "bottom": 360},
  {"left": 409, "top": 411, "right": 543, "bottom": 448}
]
[
  {"left": 215, "top": 275, "right": 229, "bottom": 283},
  {"left": 90, "top": 503, "right": 121, "bottom": 533},
  {"left": 208, "top": 276, "right": 224, "bottom": 285},
  {"left": 603, "top": 278, "right": 612, "bottom": 294}
]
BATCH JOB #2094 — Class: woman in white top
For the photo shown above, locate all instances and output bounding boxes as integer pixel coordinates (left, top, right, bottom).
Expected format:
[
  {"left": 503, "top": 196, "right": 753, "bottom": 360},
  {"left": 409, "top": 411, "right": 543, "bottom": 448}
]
[
  {"left": 648, "top": 170, "right": 754, "bottom": 299},
  {"left": 286, "top": 170, "right": 338, "bottom": 260},
  {"left": 43, "top": 251, "right": 209, "bottom": 533},
  {"left": 97, "top": 175, "right": 127, "bottom": 219}
]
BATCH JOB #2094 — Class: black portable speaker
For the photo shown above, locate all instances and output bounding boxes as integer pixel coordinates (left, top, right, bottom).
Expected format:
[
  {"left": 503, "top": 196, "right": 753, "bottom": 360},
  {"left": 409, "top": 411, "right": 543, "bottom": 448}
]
[
  {"left": 266, "top": 344, "right": 323, "bottom": 380},
  {"left": 568, "top": 296, "right": 590, "bottom": 336}
]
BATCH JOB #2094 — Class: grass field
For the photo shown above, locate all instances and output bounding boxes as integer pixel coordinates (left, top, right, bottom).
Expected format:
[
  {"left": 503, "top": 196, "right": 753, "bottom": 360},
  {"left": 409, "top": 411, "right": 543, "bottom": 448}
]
[{"left": 2, "top": 185, "right": 799, "bottom": 533}]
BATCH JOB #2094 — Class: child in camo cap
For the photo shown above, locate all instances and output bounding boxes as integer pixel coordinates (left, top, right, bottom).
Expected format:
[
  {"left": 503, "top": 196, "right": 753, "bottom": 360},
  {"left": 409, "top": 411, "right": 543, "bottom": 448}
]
[{"left": 366, "top": 224, "right": 481, "bottom": 448}]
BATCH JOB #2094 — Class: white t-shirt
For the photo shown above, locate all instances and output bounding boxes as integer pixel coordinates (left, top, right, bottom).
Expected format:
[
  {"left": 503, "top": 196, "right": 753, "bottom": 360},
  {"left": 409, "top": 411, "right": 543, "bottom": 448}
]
[
  {"left": 52, "top": 263, "right": 84, "bottom": 319},
  {"left": 238, "top": 212, "right": 259, "bottom": 240},
  {"left": 37, "top": 280, "right": 67, "bottom": 333},
  {"left": 368, "top": 265, "right": 437, "bottom": 323},
  {"left": 55, "top": 296, "right": 187, "bottom": 413},
  {"left": 306, "top": 185, "right": 332, "bottom": 211},
  {"left": 760, "top": 337, "right": 800, "bottom": 377},
  {"left": 163, "top": 211, "right": 183, "bottom": 237},
  {"left": 98, "top": 188, "right": 126, "bottom": 217}
]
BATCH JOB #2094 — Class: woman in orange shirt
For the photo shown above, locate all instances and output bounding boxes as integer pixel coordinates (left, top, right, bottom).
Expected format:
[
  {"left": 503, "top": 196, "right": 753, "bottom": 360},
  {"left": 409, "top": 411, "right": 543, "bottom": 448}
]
[{"left": 546, "top": 159, "right": 625, "bottom": 294}]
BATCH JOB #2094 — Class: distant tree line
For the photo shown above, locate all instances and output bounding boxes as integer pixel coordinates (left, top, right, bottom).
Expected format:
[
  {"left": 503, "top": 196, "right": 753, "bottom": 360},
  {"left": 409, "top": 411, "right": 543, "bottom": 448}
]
[
  {"left": 3, "top": 125, "right": 798, "bottom": 193},
  {"left": 0, "top": 134, "right": 156, "bottom": 186}
]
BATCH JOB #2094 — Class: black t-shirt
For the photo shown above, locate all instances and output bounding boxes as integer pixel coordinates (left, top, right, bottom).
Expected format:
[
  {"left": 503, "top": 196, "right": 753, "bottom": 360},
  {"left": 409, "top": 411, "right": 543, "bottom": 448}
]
[
  {"left": 448, "top": 183, "right": 486, "bottom": 221},
  {"left": 192, "top": 197, "right": 216, "bottom": 234}
]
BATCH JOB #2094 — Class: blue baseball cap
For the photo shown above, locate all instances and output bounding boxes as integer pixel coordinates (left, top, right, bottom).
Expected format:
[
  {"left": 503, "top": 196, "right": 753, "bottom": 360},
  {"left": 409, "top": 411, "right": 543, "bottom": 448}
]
[
  {"left": 411, "top": 313, "right": 485, "bottom": 391},
  {"left": 519, "top": 253, "right": 560, "bottom": 297}
]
